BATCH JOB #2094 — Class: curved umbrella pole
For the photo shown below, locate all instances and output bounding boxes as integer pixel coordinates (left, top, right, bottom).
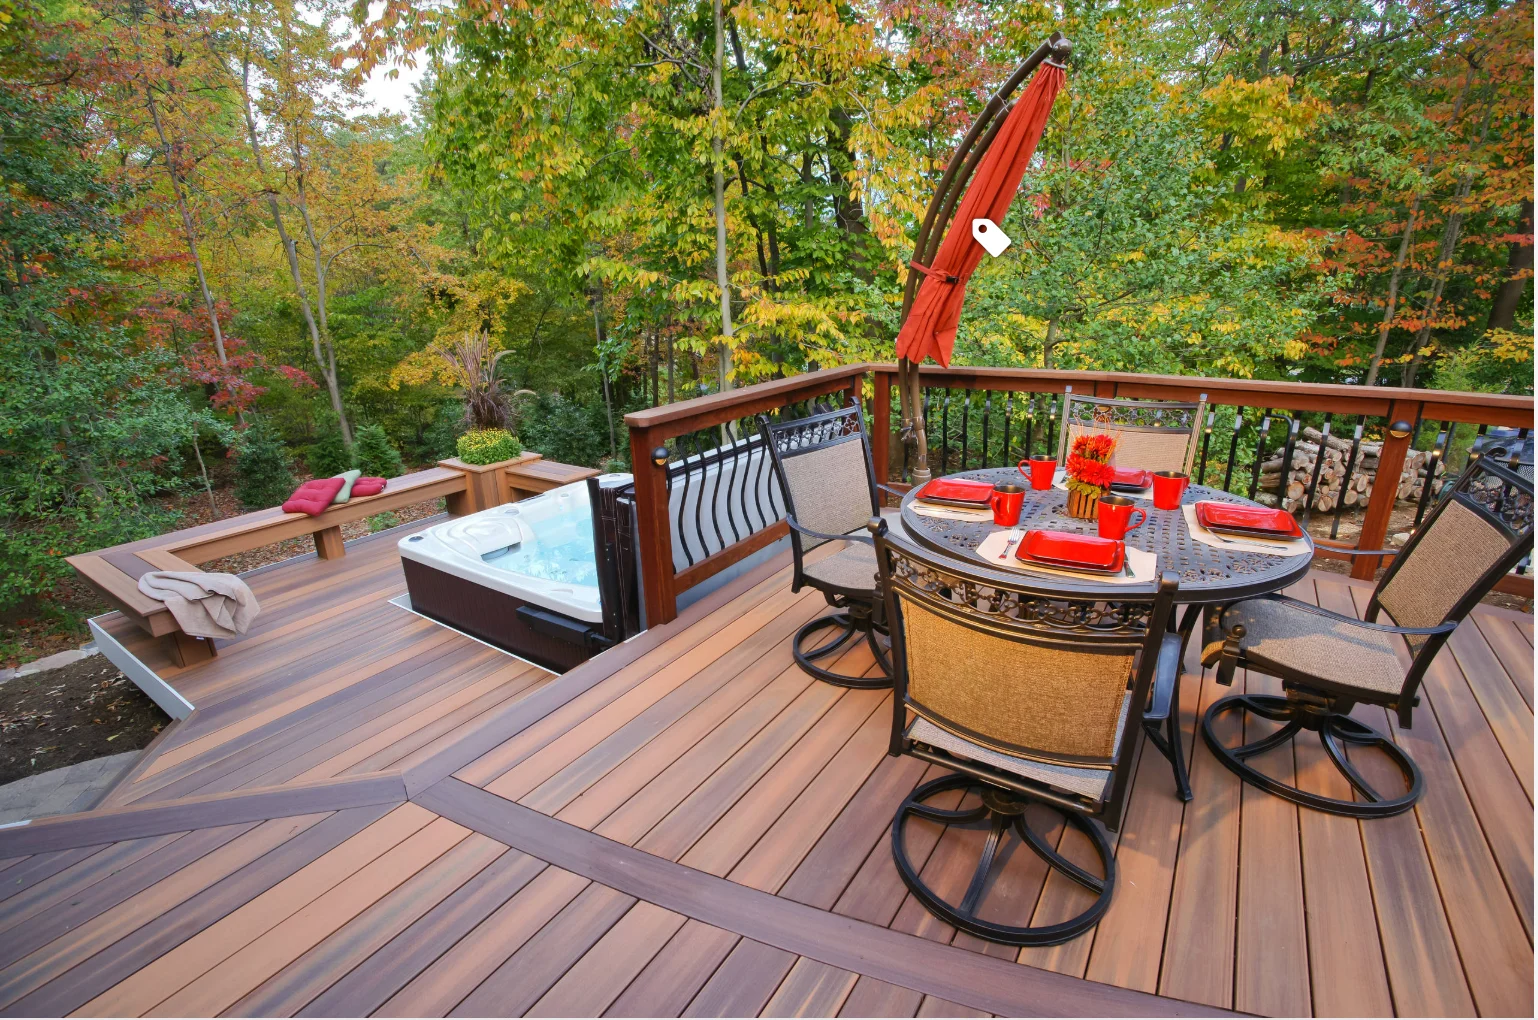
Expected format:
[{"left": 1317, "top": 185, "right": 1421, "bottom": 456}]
[{"left": 896, "top": 31, "right": 1072, "bottom": 487}]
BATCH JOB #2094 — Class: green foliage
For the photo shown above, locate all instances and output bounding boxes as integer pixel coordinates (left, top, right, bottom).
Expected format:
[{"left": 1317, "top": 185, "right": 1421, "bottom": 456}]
[
  {"left": 456, "top": 428, "right": 521, "bottom": 466},
  {"left": 368, "top": 511, "right": 402, "bottom": 532},
  {"left": 515, "top": 393, "right": 613, "bottom": 468},
  {"left": 305, "top": 425, "right": 353, "bottom": 477},
  {"left": 354, "top": 424, "right": 406, "bottom": 477},
  {"left": 422, "top": 401, "right": 467, "bottom": 462},
  {"left": 0, "top": 16, "right": 201, "bottom": 610},
  {"left": 234, "top": 421, "right": 298, "bottom": 510}
]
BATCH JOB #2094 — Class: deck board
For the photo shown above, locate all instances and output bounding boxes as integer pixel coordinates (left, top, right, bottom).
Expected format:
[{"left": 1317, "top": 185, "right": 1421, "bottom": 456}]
[{"left": 2, "top": 536, "right": 1528, "bottom": 1016}]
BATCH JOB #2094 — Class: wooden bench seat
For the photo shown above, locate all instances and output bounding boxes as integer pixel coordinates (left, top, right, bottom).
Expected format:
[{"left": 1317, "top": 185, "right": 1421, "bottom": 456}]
[
  {"left": 67, "top": 466, "right": 473, "bottom": 666},
  {"left": 505, "top": 457, "right": 603, "bottom": 496}
]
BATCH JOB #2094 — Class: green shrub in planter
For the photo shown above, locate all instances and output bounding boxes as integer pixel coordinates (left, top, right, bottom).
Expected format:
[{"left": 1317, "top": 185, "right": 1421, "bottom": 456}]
[
  {"left": 354, "top": 424, "right": 405, "bottom": 478},
  {"left": 235, "top": 420, "right": 297, "bottom": 510},
  {"left": 457, "top": 428, "right": 522, "bottom": 466}
]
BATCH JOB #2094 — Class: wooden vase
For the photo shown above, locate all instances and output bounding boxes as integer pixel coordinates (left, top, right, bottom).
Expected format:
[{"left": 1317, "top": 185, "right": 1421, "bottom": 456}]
[{"left": 1065, "top": 487, "right": 1100, "bottom": 519}]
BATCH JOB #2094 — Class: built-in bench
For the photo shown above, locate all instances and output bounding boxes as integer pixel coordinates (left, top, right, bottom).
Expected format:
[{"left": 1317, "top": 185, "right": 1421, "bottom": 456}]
[{"left": 67, "top": 452, "right": 611, "bottom": 670}]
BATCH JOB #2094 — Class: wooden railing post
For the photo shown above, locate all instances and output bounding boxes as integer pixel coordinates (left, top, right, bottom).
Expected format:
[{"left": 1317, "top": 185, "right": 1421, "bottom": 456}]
[
  {"left": 629, "top": 425, "right": 679, "bottom": 626},
  {"left": 1352, "top": 398, "right": 1420, "bottom": 581},
  {"left": 873, "top": 369, "right": 892, "bottom": 491}
]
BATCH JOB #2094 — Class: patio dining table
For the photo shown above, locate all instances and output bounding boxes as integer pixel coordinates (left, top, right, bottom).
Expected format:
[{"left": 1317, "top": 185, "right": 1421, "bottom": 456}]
[{"left": 898, "top": 467, "right": 1315, "bottom": 605}]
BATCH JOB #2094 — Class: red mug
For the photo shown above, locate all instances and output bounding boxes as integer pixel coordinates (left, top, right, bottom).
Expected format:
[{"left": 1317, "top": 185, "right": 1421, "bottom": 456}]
[
  {"left": 991, "top": 484, "right": 1025, "bottom": 526},
  {"left": 1097, "top": 494, "right": 1146, "bottom": 540},
  {"left": 1018, "top": 455, "right": 1057, "bottom": 491},
  {"left": 1152, "top": 470, "right": 1188, "bottom": 511}
]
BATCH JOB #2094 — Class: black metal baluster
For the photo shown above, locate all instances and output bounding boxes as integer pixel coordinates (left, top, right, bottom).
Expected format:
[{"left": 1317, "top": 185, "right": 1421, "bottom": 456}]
[
  {"left": 1023, "top": 396, "right": 1036, "bottom": 459},
  {"left": 752, "top": 419, "right": 771, "bottom": 529},
  {"left": 1197, "top": 410, "right": 1214, "bottom": 486},
  {"left": 721, "top": 423, "right": 742, "bottom": 544},
  {"left": 674, "top": 434, "right": 695, "bottom": 567},
  {"left": 981, "top": 391, "right": 992, "bottom": 469},
  {"left": 1222, "top": 407, "right": 1245, "bottom": 493},
  {"left": 960, "top": 389, "right": 971, "bottom": 470},
  {"left": 692, "top": 432, "right": 713, "bottom": 561},
  {"left": 1001, "top": 393, "right": 1013, "bottom": 467},
  {"left": 941, "top": 390, "right": 952, "bottom": 474},
  {"left": 735, "top": 417, "right": 757, "bottom": 534},
  {"left": 1248, "top": 412, "right": 1273, "bottom": 500},
  {"left": 1301, "top": 414, "right": 1332, "bottom": 525},
  {"left": 1330, "top": 416, "right": 1366, "bottom": 540},
  {"left": 1412, "top": 421, "right": 1453, "bottom": 529},
  {"left": 1047, "top": 395, "right": 1059, "bottom": 461},
  {"left": 1276, "top": 416, "right": 1300, "bottom": 510}
]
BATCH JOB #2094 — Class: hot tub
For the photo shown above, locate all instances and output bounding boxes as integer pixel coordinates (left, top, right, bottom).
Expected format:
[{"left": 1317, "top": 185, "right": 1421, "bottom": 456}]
[{"left": 399, "top": 474, "right": 632, "bottom": 671}]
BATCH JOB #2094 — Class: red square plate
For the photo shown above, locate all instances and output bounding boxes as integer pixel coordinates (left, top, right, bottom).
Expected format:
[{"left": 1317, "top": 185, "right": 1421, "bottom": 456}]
[
  {"left": 914, "top": 477, "right": 994, "bottom": 508},
  {"left": 1110, "top": 467, "right": 1153, "bottom": 490},
  {"left": 1194, "top": 501, "right": 1304, "bottom": 539},
  {"left": 1016, "top": 530, "right": 1126, "bottom": 574}
]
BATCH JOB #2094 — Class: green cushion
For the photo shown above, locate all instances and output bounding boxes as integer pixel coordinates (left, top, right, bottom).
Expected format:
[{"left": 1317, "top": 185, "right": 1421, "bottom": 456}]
[{"left": 331, "top": 469, "right": 363, "bottom": 504}]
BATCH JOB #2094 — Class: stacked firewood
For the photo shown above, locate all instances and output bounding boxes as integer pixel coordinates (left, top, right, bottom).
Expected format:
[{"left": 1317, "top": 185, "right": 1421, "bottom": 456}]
[{"left": 1255, "top": 427, "right": 1446, "bottom": 513}]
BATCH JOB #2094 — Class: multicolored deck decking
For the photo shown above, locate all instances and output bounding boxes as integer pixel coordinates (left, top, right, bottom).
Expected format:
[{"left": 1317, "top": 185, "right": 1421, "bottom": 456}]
[{"left": 0, "top": 523, "right": 1530, "bottom": 1016}]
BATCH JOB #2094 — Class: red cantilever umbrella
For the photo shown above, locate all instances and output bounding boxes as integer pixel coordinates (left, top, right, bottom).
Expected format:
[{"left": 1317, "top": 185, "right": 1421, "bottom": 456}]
[{"left": 895, "top": 58, "right": 1066, "bottom": 368}]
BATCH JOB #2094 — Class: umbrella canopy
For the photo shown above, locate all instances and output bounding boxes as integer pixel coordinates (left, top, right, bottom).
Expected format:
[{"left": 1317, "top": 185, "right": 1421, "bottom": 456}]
[{"left": 895, "top": 62, "right": 1066, "bottom": 368}]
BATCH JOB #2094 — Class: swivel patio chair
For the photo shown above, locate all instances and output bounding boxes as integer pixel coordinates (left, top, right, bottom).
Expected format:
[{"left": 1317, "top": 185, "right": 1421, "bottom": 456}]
[
  {"left": 1201, "top": 455, "right": 1534, "bottom": 817},
  {"left": 871, "top": 517, "right": 1181, "bottom": 945},
  {"left": 759, "top": 404, "right": 905, "bottom": 688},
  {"left": 1056, "top": 389, "right": 1206, "bottom": 475}
]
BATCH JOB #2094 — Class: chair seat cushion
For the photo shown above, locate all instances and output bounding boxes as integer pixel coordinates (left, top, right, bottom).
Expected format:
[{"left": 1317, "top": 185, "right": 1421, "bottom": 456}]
[
  {"left": 907, "top": 710, "right": 1125, "bottom": 802},
  {"left": 803, "top": 541, "right": 879, "bottom": 592},
  {"left": 1226, "top": 598, "right": 1407, "bottom": 698}
]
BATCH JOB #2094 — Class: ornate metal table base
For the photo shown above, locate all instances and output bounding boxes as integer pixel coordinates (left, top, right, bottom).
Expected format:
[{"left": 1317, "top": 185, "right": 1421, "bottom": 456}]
[
  {"left": 794, "top": 597, "right": 892, "bottom": 690},
  {"left": 891, "top": 774, "right": 1115, "bottom": 946},
  {"left": 1202, "top": 693, "right": 1423, "bottom": 817}
]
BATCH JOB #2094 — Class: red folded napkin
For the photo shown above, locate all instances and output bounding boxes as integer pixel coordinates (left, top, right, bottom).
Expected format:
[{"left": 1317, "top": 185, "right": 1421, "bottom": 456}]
[
  {"left": 282, "top": 476, "right": 346, "bottom": 517},
  {"left": 351, "top": 477, "right": 387, "bottom": 497}
]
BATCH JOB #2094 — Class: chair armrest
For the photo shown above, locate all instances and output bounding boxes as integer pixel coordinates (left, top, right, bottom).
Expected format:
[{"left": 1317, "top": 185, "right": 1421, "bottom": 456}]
[
  {"left": 785, "top": 514, "right": 875, "bottom": 546},
  {"left": 1225, "top": 593, "right": 1456, "bottom": 637},
  {"left": 876, "top": 483, "right": 908, "bottom": 505},
  {"left": 1145, "top": 632, "right": 1183, "bottom": 721},
  {"left": 1316, "top": 544, "right": 1399, "bottom": 558}
]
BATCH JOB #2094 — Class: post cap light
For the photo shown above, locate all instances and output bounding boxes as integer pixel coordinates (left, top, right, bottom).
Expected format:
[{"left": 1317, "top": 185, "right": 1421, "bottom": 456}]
[
  {"left": 1388, "top": 421, "right": 1414, "bottom": 440},
  {"left": 651, "top": 447, "right": 670, "bottom": 468}
]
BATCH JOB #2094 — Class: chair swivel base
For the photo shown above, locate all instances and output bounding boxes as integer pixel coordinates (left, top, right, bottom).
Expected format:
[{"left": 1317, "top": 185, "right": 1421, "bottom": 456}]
[
  {"left": 1202, "top": 693, "right": 1423, "bottom": 818},
  {"left": 794, "top": 608, "right": 892, "bottom": 690},
  {"left": 891, "top": 774, "right": 1114, "bottom": 946}
]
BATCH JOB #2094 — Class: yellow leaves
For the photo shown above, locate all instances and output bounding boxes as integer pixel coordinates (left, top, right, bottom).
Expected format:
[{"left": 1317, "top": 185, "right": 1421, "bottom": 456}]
[
  {"left": 1283, "top": 338, "right": 1309, "bottom": 360},
  {"left": 1488, "top": 329, "right": 1534, "bottom": 363},
  {"left": 1201, "top": 75, "right": 1322, "bottom": 157}
]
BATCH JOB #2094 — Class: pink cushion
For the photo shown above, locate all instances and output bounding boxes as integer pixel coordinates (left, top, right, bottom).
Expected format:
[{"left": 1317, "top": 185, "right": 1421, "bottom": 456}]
[
  {"left": 351, "top": 477, "right": 387, "bottom": 498},
  {"left": 282, "top": 477, "right": 346, "bottom": 517}
]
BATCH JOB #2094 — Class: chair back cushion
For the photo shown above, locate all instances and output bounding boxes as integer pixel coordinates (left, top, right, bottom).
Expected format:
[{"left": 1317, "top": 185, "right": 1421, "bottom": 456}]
[
  {"left": 1376, "top": 498, "right": 1515, "bottom": 630},
  {"left": 1065, "top": 421, "right": 1192, "bottom": 474},
  {"left": 900, "top": 599, "right": 1133, "bottom": 763},
  {"left": 778, "top": 436, "right": 872, "bottom": 549}
]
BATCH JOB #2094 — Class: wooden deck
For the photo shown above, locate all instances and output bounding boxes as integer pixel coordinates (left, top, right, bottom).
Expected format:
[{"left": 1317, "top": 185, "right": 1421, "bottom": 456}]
[{"left": 0, "top": 528, "right": 1530, "bottom": 1017}]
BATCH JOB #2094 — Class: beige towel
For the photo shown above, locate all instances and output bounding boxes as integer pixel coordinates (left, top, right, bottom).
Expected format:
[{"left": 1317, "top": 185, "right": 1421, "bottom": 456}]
[{"left": 137, "top": 571, "right": 260, "bottom": 640}]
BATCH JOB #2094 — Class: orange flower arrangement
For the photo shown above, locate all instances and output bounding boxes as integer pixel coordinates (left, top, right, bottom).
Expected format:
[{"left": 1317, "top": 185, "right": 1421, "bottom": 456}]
[{"left": 1066, "top": 432, "right": 1117, "bottom": 496}]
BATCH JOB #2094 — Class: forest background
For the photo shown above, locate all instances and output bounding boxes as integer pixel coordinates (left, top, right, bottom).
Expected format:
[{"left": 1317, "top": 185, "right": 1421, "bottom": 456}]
[{"left": 0, "top": 0, "right": 1532, "bottom": 661}]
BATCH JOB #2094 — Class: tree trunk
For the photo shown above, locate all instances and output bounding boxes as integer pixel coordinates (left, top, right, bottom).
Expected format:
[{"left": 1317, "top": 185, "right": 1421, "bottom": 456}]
[
  {"left": 590, "top": 279, "right": 616, "bottom": 458},
  {"left": 289, "top": 142, "right": 352, "bottom": 445},
  {"left": 712, "top": 0, "right": 733, "bottom": 393},
  {"left": 1365, "top": 194, "right": 1419, "bottom": 386},
  {"left": 1042, "top": 316, "right": 1061, "bottom": 368},
  {"left": 1487, "top": 197, "right": 1533, "bottom": 332},
  {"left": 1403, "top": 102, "right": 1491, "bottom": 389},
  {"left": 235, "top": 28, "right": 352, "bottom": 444},
  {"left": 143, "top": 82, "right": 227, "bottom": 366}
]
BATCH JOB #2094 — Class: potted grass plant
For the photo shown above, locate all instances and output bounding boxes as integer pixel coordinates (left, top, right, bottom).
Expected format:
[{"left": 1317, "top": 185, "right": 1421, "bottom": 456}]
[{"left": 1064, "top": 432, "right": 1116, "bottom": 518}]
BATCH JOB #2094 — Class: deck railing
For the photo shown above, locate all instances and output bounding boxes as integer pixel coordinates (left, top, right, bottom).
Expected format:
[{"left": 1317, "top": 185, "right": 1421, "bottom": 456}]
[
  {"left": 628, "top": 364, "right": 1533, "bottom": 624},
  {"left": 624, "top": 363, "right": 871, "bottom": 624}
]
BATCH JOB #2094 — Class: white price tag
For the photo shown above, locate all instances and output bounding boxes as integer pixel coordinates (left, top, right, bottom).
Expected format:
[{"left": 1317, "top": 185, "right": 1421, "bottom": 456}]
[{"left": 971, "top": 218, "right": 1012, "bottom": 257}]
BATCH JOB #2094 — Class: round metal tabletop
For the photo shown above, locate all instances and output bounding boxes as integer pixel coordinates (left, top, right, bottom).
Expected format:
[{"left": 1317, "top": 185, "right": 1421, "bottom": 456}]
[{"left": 898, "top": 467, "right": 1315, "bottom": 603}]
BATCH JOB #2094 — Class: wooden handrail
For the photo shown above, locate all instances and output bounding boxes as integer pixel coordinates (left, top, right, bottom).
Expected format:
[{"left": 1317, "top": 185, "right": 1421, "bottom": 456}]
[{"left": 877, "top": 364, "right": 1534, "bottom": 426}]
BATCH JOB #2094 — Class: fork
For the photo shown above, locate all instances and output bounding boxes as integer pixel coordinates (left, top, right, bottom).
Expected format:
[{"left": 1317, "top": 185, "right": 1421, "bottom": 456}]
[{"left": 998, "top": 534, "right": 1021, "bottom": 560}]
